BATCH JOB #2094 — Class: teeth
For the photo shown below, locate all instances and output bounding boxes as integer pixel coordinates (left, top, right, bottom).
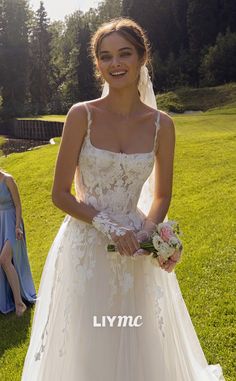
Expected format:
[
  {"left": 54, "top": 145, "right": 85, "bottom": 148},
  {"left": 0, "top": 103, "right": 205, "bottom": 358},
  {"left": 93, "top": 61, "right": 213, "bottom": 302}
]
[{"left": 111, "top": 71, "right": 126, "bottom": 76}]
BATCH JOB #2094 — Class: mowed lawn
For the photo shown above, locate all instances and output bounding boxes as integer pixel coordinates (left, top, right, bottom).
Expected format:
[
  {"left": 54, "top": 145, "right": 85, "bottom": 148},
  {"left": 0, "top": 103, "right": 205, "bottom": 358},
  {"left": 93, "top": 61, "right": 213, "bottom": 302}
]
[{"left": 0, "top": 109, "right": 235, "bottom": 381}]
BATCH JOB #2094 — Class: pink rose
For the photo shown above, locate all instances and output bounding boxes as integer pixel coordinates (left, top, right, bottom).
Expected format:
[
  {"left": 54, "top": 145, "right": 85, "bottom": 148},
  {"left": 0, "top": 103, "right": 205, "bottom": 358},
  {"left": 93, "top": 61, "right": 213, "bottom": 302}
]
[{"left": 160, "top": 225, "right": 174, "bottom": 242}]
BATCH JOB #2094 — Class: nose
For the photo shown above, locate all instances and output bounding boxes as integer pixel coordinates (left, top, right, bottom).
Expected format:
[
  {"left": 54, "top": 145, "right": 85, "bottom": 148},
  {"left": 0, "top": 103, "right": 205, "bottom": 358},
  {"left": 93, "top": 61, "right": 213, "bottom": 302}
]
[{"left": 111, "top": 56, "right": 121, "bottom": 67}]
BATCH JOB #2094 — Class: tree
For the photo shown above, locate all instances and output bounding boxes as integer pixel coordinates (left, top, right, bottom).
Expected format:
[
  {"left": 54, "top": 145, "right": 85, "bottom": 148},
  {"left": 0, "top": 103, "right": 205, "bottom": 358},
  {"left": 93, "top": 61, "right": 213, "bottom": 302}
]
[
  {"left": 61, "top": 11, "right": 100, "bottom": 106},
  {"left": 0, "top": 0, "right": 30, "bottom": 118},
  {"left": 122, "top": 0, "right": 187, "bottom": 60},
  {"left": 187, "top": 0, "right": 219, "bottom": 85},
  {"left": 220, "top": 0, "right": 236, "bottom": 34},
  {"left": 48, "top": 20, "right": 67, "bottom": 113},
  {"left": 169, "top": 0, "right": 188, "bottom": 51},
  {"left": 200, "top": 30, "right": 236, "bottom": 86},
  {"left": 96, "top": 0, "right": 122, "bottom": 23},
  {"left": 77, "top": 25, "right": 100, "bottom": 101},
  {"left": 187, "top": 0, "right": 219, "bottom": 54},
  {"left": 62, "top": 11, "right": 85, "bottom": 105},
  {"left": 29, "top": 1, "right": 51, "bottom": 114}
]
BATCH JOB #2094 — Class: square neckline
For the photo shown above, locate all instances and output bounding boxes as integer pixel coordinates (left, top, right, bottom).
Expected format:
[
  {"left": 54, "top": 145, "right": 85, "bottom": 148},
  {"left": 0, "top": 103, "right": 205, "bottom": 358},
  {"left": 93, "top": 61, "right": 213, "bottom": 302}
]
[{"left": 83, "top": 102, "right": 160, "bottom": 157}]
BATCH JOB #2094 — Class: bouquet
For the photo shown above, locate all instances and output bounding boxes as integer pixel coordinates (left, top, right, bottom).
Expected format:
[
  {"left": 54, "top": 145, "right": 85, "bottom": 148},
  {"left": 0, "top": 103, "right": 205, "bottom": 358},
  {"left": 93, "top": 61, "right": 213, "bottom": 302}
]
[{"left": 107, "top": 220, "right": 182, "bottom": 262}]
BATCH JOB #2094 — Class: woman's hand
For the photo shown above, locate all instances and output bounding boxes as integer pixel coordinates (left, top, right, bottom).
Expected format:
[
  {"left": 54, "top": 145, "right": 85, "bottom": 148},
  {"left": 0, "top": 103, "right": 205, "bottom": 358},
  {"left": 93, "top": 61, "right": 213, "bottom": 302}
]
[
  {"left": 158, "top": 249, "right": 182, "bottom": 272},
  {"left": 132, "top": 218, "right": 157, "bottom": 257},
  {"left": 110, "top": 229, "right": 141, "bottom": 256},
  {"left": 16, "top": 226, "right": 23, "bottom": 240}
]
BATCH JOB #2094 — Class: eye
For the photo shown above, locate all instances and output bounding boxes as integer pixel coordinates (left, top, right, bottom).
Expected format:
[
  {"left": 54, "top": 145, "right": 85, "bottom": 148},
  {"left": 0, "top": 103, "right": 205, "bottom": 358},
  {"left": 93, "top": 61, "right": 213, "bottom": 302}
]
[
  {"left": 100, "top": 55, "right": 111, "bottom": 61},
  {"left": 120, "top": 52, "right": 132, "bottom": 57}
]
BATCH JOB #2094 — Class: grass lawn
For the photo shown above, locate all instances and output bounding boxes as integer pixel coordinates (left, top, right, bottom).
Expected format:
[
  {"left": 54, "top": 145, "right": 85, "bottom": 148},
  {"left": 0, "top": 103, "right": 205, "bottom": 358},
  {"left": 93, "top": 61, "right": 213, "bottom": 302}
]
[{"left": 0, "top": 108, "right": 235, "bottom": 380}]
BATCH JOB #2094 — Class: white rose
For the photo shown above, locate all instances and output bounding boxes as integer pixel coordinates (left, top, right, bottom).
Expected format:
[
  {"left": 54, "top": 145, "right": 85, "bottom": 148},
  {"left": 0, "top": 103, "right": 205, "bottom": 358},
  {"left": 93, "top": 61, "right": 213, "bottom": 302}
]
[
  {"left": 152, "top": 234, "right": 163, "bottom": 250},
  {"left": 159, "top": 243, "right": 170, "bottom": 259},
  {"left": 159, "top": 243, "right": 175, "bottom": 260}
]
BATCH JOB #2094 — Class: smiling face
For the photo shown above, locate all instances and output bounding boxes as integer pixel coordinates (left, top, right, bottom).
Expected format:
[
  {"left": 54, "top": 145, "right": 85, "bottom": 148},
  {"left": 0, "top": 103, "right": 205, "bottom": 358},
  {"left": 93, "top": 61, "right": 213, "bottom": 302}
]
[{"left": 96, "top": 32, "right": 145, "bottom": 90}]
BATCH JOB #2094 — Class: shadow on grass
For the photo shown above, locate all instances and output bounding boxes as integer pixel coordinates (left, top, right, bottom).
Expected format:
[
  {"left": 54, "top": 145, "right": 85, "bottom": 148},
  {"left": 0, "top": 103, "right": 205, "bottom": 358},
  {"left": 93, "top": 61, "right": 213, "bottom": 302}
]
[{"left": 0, "top": 303, "right": 34, "bottom": 357}]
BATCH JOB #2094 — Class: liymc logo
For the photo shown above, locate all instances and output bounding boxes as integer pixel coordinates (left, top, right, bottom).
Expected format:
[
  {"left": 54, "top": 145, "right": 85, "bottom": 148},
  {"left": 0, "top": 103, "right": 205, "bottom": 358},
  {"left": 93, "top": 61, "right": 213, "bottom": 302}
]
[{"left": 93, "top": 315, "right": 143, "bottom": 327}]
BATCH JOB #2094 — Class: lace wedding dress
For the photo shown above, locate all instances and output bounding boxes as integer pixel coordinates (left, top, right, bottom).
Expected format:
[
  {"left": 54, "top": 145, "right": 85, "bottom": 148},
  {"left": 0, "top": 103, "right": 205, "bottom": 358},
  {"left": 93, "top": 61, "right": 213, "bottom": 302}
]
[{"left": 21, "top": 102, "right": 224, "bottom": 381}]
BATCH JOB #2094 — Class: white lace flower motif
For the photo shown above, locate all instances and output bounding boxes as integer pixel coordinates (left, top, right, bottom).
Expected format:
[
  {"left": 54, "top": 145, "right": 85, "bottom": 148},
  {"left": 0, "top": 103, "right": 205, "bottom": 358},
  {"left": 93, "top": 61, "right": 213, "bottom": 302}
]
[{"left": 121, "top": 272, "right": 134, "bottom": 293}]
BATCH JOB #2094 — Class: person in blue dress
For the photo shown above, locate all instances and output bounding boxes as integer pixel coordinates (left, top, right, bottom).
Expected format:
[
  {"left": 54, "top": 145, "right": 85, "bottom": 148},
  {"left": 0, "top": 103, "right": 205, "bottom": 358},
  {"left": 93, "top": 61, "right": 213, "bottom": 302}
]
[{"left": 0, "top": 169, "right": 36, "bottom": 316}]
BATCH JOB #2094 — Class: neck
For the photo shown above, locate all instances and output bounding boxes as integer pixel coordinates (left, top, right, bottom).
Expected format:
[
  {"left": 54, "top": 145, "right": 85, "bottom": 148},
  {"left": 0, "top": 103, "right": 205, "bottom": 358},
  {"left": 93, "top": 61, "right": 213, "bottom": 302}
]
[{"left": 104, "top": 85, "right": 142, "bottom": 118}]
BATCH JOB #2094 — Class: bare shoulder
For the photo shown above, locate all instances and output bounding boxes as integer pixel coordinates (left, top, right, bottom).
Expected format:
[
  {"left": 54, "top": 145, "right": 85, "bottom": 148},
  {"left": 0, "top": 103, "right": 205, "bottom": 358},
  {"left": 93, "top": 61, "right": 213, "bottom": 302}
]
[
  {"left": 4, "top": 174, "right": 17, "bottom": 191},
  {"left": 66, "top": 102, "right": 88, "bottom": 130},
  {"left": 156, "top": 110, "right": 175, "bottom": 148},
  {"left": 4, "top": 173, "right": 14, "bottom": 185},
  {"left": 159, "top": 110, "right": 175, "bottom": 131},
  {"left": 156, "top": 111, "right": 175, "bottom": 152}
]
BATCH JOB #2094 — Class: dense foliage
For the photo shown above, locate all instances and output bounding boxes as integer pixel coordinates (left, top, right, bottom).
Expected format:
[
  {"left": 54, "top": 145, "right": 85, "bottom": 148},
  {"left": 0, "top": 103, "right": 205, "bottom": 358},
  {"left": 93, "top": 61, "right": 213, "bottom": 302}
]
[{"left": 0, "top": 0, "right": 235, "bottom": 117}]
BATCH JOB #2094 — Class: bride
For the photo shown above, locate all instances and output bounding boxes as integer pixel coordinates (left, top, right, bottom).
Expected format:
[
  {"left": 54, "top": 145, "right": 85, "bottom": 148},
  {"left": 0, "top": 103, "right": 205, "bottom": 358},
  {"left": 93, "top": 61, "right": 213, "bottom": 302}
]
[{"left": 21, "top": 18, "right": 225, "bottom": 380}]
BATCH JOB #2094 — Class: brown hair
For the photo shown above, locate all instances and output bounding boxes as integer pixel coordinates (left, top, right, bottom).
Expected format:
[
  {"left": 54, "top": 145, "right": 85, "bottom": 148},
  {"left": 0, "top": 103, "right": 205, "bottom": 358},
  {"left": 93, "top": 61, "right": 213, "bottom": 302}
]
[{"left": 90, "top": 17, "right": 151, "bottom": 79}]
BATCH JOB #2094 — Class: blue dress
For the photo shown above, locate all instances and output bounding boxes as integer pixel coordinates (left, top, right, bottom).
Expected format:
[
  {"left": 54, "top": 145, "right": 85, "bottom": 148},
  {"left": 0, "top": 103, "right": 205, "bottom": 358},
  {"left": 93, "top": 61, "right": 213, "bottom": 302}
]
[{"left": 0, "top": 177, "right": 36, "bottom": 314}]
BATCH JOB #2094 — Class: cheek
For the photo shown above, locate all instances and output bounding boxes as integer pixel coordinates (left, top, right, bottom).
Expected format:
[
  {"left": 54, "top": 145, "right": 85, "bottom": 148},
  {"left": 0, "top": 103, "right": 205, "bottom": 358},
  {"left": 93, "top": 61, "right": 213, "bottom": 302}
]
[
  {"left": 97, "top": 61, "right": 109, "bottom": 76},
  {"left": 128, "top": 58, "right": 142, "bottom": 75},
  {"left": 95, "top": 65, "right": 104, "bottom": 80}
]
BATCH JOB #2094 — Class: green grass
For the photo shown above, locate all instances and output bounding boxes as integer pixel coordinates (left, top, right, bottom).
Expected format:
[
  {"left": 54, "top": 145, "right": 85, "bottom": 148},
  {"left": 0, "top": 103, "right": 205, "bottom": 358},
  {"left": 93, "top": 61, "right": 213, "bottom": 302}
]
[
  {"left": 17, "top": 115, "right": 66, "bottom": 122},
  {"left": 0, "top": 108, "right": 235, "bottom": 380},
  {"left": 157, "top": 82, "right": 236, "bottom": 112},
  {"left": 169, "top": 110, "right": 236, "bottom": 381}
]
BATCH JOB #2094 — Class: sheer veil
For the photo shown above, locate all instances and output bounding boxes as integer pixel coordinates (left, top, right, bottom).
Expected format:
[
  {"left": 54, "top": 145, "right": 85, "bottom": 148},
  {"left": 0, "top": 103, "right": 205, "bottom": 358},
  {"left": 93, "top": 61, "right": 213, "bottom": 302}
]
[{"left": 101, "top": 65, "right": 166, "bottom": 219}]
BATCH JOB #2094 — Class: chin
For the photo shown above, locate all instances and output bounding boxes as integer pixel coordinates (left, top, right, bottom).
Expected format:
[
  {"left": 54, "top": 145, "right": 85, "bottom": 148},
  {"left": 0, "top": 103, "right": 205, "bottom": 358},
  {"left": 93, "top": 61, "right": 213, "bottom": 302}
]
[{"left": 106, "top": 79, "right": 135, "bottom": 91}]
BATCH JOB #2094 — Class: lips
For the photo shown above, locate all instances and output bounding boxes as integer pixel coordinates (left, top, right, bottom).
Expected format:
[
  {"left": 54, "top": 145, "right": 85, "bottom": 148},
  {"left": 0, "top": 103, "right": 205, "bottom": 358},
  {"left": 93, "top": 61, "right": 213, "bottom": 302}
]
[{"left": 110, "top": 71, "right": 127, "bottom": 77}]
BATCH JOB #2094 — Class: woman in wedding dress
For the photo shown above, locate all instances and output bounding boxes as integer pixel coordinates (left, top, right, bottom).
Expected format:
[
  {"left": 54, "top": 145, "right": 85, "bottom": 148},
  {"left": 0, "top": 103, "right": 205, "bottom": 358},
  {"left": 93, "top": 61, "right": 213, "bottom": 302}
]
[{"left": 21, "top": 18, "right": 225, "bottom": 381}]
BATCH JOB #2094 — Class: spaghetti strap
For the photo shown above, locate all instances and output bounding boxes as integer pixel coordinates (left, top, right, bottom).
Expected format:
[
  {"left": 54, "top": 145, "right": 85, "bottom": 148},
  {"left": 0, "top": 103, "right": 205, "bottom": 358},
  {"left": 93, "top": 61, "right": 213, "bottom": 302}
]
[
  {"left": 153, "top": 109, "right": 161, "bottom": 153},
  {"left": 83, "top": 102, "right": 92, "bottom": 137}
]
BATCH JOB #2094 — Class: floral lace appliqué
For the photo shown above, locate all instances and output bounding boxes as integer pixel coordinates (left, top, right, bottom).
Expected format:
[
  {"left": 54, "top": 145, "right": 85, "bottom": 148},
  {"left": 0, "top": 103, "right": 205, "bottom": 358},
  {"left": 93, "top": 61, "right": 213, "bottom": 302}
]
[{"left": 144, "top": 263, "right": 165, "bottom": 338}]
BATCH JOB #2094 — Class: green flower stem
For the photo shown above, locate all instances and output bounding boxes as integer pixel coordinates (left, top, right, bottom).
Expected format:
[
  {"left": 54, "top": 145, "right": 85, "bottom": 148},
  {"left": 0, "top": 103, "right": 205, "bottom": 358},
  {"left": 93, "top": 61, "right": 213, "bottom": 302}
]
[{"left": 107, "top": 242, "right": 156, "bottom": 254}]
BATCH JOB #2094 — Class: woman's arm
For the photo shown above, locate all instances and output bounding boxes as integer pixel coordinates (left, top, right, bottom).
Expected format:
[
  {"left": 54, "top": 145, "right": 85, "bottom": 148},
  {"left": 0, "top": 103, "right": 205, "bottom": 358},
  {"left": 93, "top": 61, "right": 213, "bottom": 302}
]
[
  {"left": 51, "top": 103, "right": 98, "bottom": 223},
  {"left": 143, "top": 112, "right": 182, "bottom": 271},
  {"left": 136, "top": 112, "right": 178, "bottom": 266},
  {"left": 147, "top": 111, "right": 175, "bottom": 224},
  {"left": 5, "top": 175, "right": 24, "bottom": 239}
]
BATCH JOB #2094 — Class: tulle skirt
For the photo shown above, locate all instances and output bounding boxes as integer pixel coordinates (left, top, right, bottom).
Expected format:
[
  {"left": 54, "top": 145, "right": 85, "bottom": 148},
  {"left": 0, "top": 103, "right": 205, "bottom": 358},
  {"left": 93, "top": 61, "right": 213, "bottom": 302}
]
[{"left": 21, "top": 215, "right": 224, "bottom": 381}]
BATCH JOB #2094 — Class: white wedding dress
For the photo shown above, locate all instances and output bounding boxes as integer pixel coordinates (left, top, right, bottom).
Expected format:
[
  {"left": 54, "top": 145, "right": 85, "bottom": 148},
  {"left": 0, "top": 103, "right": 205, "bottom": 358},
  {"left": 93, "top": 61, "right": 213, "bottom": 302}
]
[{"left": 22, "top": 102, "right": 225, "bottom": 381}]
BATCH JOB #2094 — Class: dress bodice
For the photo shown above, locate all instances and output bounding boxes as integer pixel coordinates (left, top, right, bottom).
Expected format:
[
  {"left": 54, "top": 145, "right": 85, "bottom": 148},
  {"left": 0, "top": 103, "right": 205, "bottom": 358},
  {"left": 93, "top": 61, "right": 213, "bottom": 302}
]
[
  {"left": 75, "top": 102, "right": 160, "bottom": 220},
  {"left": 0, "top": 179, "right": 14, "bottom": 210}
]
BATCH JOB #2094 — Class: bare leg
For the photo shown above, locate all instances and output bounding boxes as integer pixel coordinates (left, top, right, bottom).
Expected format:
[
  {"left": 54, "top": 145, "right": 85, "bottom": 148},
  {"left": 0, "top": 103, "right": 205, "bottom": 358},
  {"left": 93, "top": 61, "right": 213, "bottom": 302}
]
[{"left": 0, "top": 240, "right": 27, "bottom": 316}]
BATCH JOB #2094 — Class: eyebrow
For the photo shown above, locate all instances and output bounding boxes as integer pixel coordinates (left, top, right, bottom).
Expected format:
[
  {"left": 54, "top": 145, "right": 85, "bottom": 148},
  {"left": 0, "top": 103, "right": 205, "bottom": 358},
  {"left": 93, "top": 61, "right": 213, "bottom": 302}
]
[{"left": 99, "top": 47, "right": 133, "bottom": 54}]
